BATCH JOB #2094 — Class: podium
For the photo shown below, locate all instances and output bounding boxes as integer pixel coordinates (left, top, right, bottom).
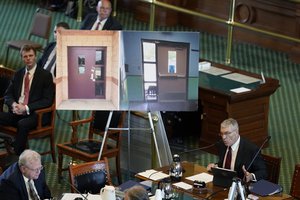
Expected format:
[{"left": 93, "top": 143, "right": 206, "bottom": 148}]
[{"left": 199, "top": 61, "right": 279, "bottom": 154}]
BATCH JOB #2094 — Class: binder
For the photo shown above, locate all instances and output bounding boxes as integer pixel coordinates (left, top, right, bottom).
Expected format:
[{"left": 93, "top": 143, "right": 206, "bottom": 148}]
[{"left": 248, "top": 179, "right": 283, "bottom": 196}]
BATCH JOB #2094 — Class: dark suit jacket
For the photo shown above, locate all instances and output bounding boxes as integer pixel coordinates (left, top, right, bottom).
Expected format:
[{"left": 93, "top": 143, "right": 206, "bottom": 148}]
[
  {"left": 38, "top": 42, "right": 56, "bottom": 76},
  {"left": 0, "top": 162, "right": 52, "bottom": 200},
  {"left": 80, "top": 13, "right": 122, "bottom": 30},
  {"left": 217, "top": 137, "right": 268, "bottom": 180},
  {"left": 4, "top": 66, "right": 55, "bottom": 113}
]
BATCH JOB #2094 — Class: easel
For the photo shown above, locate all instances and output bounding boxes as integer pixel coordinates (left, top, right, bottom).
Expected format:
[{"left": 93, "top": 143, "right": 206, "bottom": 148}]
[{"left": 97, "top": 110, "right": 163, "bottom": 169}]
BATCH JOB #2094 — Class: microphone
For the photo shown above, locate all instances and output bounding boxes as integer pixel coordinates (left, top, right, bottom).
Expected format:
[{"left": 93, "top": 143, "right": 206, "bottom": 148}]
[
  {"left": 60, "top": 177, "right": 88, "bottom": 200},
  {"left": 260, "top": 71, "right": 266, "bottom": 84},
  {"left": 246, "top": 136, "right": 271, "bottom": 171},
  {"left": 178, "top": 140, "right": 221, "bottom": 155}
]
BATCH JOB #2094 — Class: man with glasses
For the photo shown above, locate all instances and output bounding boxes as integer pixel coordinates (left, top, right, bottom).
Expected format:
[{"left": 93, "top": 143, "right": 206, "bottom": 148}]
[
  {"left": 80, "top": 0, "right": 122, "bottom": 30},
  {"left": 207, "top": 118, "right": 267, "bottom": 183},
  {"left": 0, "top": 149, "right": 52, "bottom": 199}
]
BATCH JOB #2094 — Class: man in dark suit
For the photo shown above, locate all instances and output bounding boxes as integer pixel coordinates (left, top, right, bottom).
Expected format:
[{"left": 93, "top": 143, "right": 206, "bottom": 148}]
[
  {"left": 38, "top": 22, "right": 70, "bottom": 80},
  {"left": 0, "top": 149, "right": 52, "bottom": 200},
  {"left": 0, "top": 45, "right": 55, "bottom": 155},
  {"left": 207, "top": 118, "right": 267, "bottom": 183},
  {"left": 80, "top": 0, "right": 122, "bottom": 30}
]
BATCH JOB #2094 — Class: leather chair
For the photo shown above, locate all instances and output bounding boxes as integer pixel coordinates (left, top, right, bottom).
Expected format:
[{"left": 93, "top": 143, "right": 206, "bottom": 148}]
[
  {"left": 290, "top": 164, "right": 300, "bottom": 199},
  {"left": 261, "top": 153, "right": 282, "bottom": 184},
  {"left": 0, "top": 102, "right": 56, "bottom": 162},
  {"left": 69, "top": 158, "right": 112, "bottom": 194},
  {"left": 57, "top": 111, "right": 125, "bottom": 184},
  {"left": 5, "top": 8, "right": 52, "bottom": 66}
]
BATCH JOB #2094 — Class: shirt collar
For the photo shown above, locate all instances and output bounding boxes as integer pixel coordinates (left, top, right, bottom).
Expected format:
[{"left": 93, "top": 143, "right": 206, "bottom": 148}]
[
  {"left": 231, "top": 136, "right": 240, "bottom": 151},
  {"left": 26, "top": 64, "right": 37, "bottom": 74},
  {"left": 23, "top": 174, "right": 30, "bottom": 183},
  {"left": 96, "top": 16, "right": 108, "bottom": 25}
]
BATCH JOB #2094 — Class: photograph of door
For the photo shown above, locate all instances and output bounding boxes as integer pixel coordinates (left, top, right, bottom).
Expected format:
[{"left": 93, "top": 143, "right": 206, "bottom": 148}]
[
  {"left": 142, "top": 40, "right": 188, "bottom": 102},
  {"left": 67, "top": 46, "right": 106, "bottom": 99}
]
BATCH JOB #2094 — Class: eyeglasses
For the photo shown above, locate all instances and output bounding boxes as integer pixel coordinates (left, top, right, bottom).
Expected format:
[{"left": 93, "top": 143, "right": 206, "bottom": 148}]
[
  {"left": 25, "top": 165, "right": 44, "bottom": 173},
  {"left": 219, "top": 130, "right": 236, "bottom": 137}
]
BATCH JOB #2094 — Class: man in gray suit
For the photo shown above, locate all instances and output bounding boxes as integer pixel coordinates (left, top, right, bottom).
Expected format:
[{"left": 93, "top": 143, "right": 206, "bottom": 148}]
[{"left": 207, "top": 118, "right": 267, "bottom": 183}]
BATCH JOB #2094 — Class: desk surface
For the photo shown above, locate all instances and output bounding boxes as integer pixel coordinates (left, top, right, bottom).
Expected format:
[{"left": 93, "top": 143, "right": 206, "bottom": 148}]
[
  {"left": 136, "top": 162, "right": 292, "bottom": 200},
  {"left": 199, "top": 62, "right": 279, "bottom": 102}
]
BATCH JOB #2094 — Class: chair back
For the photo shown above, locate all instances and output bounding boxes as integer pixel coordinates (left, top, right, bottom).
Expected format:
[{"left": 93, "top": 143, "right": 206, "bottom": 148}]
[
  {"left": 69, "top": 158, "right": 111, "bottom": 194},
  {"left": 290, "top": 164, "right": 300, "bottom": 199},
  {"left": 89, "top": 111, "right": 124, "bottom": 145},
  {"left": 91, "top": 111, "right": 123, "bottom": 132},
  {"left": 29, "top": 9, "right": 52, "bottom": 44},
  {"left": 0, "top": 66, "right": 15, "bottom": 111},
  {"left": 261, "top": 153, "right": 281, "bottom": 184}
]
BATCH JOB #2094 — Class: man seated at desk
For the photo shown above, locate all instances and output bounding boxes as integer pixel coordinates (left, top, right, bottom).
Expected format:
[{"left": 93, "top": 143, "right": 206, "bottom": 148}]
[
  {"left": 207, "top": 118, "right": 267, "bottom": 183},
  {"left": 0, "top": 149, "right": 52, "bottom": 199}
]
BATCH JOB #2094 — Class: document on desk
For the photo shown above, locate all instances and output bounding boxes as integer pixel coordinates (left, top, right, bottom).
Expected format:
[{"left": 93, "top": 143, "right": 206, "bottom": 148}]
[
  {"left": 61, "top": 193, "right": 100, "bottom": 200},
  {"left": 185, "top": 172, "right": 213, "bottom": 183},
  {"left": 138, "top": 169, "right": 170, "bottom": 181},
  {"left": 230, "top": 87, "right": 251, "bottom": 93},
  {"left": 221, "top": 73, "right": 261, "bottom": 84},
  {"left": 173, "top": 182, "right": 193, "bottom": 190},
  {"left": 200, "top": 66, "right": 231, "bottom": 76}
]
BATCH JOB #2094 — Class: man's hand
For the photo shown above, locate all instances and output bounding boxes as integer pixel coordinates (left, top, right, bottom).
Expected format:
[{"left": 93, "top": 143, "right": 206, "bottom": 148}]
[
  {"left": 12, "top": 103, "right": 27, "bottom": 115},
  {"left": 207, "top": 163, "right": 218, "bottom": 172},
  {"left": 242, "top": 165, "right": 254, "bottom": 182}
]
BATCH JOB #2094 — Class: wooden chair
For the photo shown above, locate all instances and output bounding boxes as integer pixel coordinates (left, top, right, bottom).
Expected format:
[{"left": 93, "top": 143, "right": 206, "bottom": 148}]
[
  {"left": 0, "top": 102, "right": 56, "bottom": 162},
  {"left": 290, "top": 164, "right": 300, "bottom": 199},
  {"left": 69, "top": 158, "right": 111, "bottom": 194},
  {"left": 261, "top": 153, "right": 282, "bottom": 184},
  {"left": 57, "top": 111, "right": 125, "bottom": 184},
  {"left": 5, "top": 8, "right": 52, "bottom": 66},
  {"left": 0, "top": 66, "right": 15, "bottom": 112}
]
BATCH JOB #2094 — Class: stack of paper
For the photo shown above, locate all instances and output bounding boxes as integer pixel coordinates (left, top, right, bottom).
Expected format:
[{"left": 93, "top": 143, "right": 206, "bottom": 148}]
[{"left": 138, "top": 169, "right": 170, "bottom": 181}]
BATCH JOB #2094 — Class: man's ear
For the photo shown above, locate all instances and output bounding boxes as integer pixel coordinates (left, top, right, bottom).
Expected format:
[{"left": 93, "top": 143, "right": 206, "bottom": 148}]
[{"left": 19, "top": 165, "right": 26, "bottom": 173}]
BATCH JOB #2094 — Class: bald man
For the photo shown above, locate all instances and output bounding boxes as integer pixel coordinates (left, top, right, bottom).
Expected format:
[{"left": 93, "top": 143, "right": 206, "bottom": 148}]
[{"left": 80, "top": 0, "right": 122, "bottom": 30}]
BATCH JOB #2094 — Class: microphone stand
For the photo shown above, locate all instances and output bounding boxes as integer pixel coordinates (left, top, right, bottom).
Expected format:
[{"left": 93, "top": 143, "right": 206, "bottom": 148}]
[
  {"left": 242, "top": 136, "right": 271, "bottom": 196},
  {"left": 60, "top": 177, "right": 89, "bottom": 200},
  {"left": 178, "top": 140, "right": 220, "bottom": 156},
  {"left": 246, "top": 136, "right": 271, "bottom": 171}
]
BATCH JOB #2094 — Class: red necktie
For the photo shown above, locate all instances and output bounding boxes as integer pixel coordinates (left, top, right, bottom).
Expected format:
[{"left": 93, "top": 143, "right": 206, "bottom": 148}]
[
  {"left": 225, "top": 146, "right": 232, "bottom": 169},
  {"left": 23, "top": 72, "right": 30, "bottom": 105},
  {"left": 95, "top": 21, "right": 101, "bottom": 30}
]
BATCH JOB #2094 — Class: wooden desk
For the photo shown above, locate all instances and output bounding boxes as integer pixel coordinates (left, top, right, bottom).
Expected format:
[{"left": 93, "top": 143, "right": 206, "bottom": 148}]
[
  {"left": 198, "top": 62, "right": 279, "bottom": 154},
  {"left": 136, "top": 162, "right": 292, "bottom": 200}
]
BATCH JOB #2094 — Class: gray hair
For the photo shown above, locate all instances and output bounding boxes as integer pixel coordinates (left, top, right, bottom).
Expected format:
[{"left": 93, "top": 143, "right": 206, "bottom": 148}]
[
  {"left": 18, "top": 149, "right": 41, "bottom": 167},
  {"left": 221, "top": 118, "right": 239, "bottom": 132},
  {"left": 126, "top": 186, "right": 149, "bottom": 200}
]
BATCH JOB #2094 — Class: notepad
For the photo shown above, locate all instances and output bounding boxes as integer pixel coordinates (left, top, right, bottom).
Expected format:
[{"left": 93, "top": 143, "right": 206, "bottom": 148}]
[
  {"left": 138, "top": 169, "right": 170, "bottom": 181},
  {"left": 185, "top": 172, "right": 213, "bottom": 183}
]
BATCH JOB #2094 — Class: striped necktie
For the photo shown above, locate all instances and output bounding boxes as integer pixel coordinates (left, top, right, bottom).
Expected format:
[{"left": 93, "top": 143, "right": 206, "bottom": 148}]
[{"left": 28, "top": 179, "right": 39, "bottom": 200}]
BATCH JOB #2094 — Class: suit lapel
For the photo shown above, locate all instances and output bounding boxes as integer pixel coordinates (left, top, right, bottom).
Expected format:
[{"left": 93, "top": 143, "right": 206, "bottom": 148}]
[
  {"left": 17, "top": 68, "right": 26, "bottom": 99},
  {"left": 234, "top": 138, "right": 245, "bottom": 170},
  {"left": 16, "top": 167, "right": 30, "bottom": 200},
  {"left": 102, "top": 17, "right": 112, "bottom": 30}
]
